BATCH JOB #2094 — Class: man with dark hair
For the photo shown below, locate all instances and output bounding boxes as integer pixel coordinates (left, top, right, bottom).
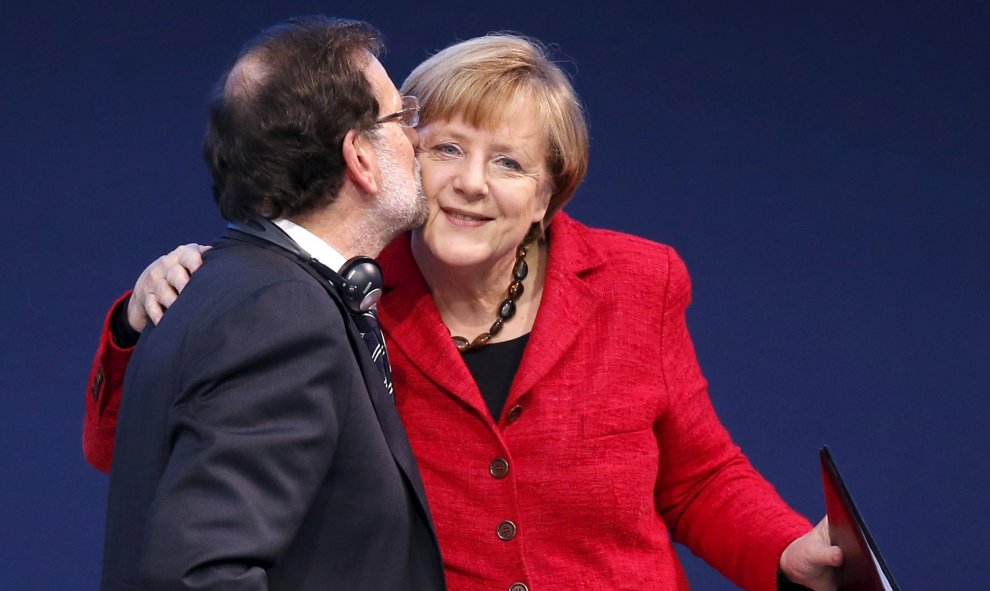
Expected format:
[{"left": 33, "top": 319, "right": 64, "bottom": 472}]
[{"left": 100, "top": 16, "right": 442, "bottom": 591}]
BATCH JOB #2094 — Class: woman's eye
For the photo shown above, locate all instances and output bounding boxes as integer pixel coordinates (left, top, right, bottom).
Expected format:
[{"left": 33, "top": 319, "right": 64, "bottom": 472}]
[
  {"left": 495, "top": 157, "right": 522, "bottom": 171},
  {"left": 433, "top": 143, "right": 461, "bottom": 156}
]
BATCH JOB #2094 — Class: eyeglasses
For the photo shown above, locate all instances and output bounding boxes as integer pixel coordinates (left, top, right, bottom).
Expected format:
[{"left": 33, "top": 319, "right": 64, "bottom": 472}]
[{"left": 375, "top": 95, "right": 419, "bottom": 128}]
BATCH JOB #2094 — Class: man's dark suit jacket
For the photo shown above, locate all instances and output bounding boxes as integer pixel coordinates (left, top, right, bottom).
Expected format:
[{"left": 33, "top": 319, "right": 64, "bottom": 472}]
[{"left": 100, "top": 230, "right": 445, "bottom": 591}]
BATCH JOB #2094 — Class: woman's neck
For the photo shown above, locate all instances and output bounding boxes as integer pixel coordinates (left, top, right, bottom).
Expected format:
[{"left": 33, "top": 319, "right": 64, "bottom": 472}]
[{"left": 411, "top": 236, "right": 548, "bottom": 343}]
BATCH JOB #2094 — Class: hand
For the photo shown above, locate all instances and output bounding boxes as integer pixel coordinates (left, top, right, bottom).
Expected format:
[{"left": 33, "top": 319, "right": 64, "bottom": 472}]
[
  {"left": 779, "top": 516, "right": 843, "bottom": 591},
  {"left": 126, "top": 243, "right": 210, "bottom": 332}
]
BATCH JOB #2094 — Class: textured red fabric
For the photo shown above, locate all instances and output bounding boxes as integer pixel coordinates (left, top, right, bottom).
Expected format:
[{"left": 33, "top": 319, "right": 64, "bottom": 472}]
[
  {"left": 378, "top": 213, "right": 810, "bottom": 591},
  {"left": 83, "top": 213, "right": 811, "bottom": 590},
  {"left": 82, "top": 291, "right": 133, "bottom": 473}
]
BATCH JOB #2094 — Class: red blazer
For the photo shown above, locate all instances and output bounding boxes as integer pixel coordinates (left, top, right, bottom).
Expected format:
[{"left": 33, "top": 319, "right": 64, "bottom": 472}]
[
  {"left": 83, "top": 290, "right": 133, "bottom": 474},
  {"left": 84, "top": 213, "right": 811, "bottom": 591}
]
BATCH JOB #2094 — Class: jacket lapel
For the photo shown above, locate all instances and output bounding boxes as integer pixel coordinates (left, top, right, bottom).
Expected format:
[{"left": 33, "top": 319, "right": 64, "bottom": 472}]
[
  {"left": 376, "top": 236, "right": 493, "bottom": 421},
  {"left": 508, "top": 214, "right": 603, "bottom": 404},
  {"left": 220, "top": 230, "right": 437, "bottom": 527},
  {"left": 376, "top": 213, "right": 605, "bottom": 419},
  {"left": 342, "top": 312, "right": 438, "bottom": 528}
]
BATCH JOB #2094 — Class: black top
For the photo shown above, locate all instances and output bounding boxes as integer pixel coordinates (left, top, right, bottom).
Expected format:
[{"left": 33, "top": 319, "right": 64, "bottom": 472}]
[
  {"left": 461, "top": 333, "right": 530, "bottom": 422},
  {"left": 112, "top": 296, "right": 141, "bottom": 348}
]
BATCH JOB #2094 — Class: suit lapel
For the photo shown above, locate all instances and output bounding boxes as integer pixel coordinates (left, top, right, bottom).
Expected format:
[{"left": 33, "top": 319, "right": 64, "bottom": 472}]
[
  {"left": 342, "top": 313, "right": 437, "bottom": 526},
  {"left": 219, "top": 230, "right": 437, "bottom": 528}
]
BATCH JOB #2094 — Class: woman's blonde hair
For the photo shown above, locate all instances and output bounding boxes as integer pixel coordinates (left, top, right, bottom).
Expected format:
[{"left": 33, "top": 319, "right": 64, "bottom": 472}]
[{"left": 401, "top": 34, "right": 589, "bottom": 232}]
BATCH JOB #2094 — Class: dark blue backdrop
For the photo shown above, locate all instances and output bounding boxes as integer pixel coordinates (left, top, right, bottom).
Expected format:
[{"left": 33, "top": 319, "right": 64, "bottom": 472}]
[{"left": 2, "top": 2, "right": 987, "bottom": 589}]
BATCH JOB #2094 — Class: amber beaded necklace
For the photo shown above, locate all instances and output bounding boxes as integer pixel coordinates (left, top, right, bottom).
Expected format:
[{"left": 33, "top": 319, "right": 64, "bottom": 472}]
[{"left": 451, "top": 241, "right": 532, "bottom": 352}]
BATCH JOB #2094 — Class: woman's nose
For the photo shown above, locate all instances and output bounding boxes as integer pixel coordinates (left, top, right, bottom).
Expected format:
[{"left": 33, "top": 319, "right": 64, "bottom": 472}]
[{"left": 452, "top": 159, "right": 488, "bottom": 199}]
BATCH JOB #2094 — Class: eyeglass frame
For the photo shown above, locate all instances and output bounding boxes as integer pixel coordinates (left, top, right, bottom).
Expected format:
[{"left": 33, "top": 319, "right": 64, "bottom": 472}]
[{"left": 375, "top": 95, "right": 420, "bottom": 128}]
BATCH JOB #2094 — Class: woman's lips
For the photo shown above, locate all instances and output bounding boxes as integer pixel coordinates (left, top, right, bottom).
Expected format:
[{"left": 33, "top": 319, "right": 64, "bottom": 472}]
[{"left": 442, "top": 208, "right": 491, "bottom": 227}]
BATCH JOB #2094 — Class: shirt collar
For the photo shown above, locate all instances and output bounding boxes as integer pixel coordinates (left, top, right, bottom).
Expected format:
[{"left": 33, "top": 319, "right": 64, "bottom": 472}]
[{"left": 273, "top": 218, "right": 347, "bottom": 273}]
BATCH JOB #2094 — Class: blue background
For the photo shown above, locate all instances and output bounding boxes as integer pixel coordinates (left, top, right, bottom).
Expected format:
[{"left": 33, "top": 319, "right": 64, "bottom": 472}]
[{"left": 2, "top": 2, "right": 987, "bottom": 589}]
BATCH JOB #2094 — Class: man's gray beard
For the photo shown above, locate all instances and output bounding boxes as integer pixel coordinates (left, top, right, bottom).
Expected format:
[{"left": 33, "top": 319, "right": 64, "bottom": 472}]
[{"left": 354, "top": 141, "right": 429, "bottom": 255}]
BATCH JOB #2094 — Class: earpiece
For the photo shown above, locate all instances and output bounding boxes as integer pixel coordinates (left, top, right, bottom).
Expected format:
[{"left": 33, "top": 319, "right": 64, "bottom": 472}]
[
  {"left": 226, "top": 218, "right": 383, "bottom": 313},
  {"left": 335, "top": 256, "right": 383, "bottom": 312}
]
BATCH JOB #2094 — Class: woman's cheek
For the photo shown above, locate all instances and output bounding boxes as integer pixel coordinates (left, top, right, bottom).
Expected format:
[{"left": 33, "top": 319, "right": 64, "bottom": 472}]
[{"left": 416, "top": 159, "right": 444, "bottom": 205}]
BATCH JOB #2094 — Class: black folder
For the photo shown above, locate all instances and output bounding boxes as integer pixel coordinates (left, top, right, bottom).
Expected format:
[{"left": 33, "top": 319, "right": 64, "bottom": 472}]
[{"left": 820, "top": 446, "right": 900, "bottom": 591}]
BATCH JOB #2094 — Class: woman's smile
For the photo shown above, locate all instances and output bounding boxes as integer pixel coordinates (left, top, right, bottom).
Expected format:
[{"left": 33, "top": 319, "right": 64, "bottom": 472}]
[{"left": 441, "top": 207, "right": 493, "bottom": 227}]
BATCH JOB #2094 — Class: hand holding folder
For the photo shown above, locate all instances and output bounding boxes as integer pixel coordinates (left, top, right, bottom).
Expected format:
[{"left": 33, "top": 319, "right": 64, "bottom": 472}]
[{"left": 820, "top": 446, "right": 900, "bottom": 591}]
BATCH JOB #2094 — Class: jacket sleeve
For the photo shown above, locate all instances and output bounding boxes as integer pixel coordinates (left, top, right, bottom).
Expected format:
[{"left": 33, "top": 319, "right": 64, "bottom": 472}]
[
  {"left": 653, "top": 248, "right": 812, "bottom": 591},
  {"left": 82, "top": 291, "right": 135, "bottom": 473},
  {"left": 136, "top": 280, "right": 351, "bottom": 590}
]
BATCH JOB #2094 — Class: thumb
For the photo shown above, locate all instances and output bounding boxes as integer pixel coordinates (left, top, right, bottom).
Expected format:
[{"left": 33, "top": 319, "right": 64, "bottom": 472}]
[
  {"left": 826, "top": 545, "right": 843, "bottom": 567},
  {"left": 803, "top": 543, "right": 842, "bottom": 570}
]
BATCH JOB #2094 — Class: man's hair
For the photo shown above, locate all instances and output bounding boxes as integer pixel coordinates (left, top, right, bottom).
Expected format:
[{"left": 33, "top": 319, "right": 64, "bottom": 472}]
[
  {"left": 203, "top": 16, "right": 384, "bottom": 221},
  {"left": 401, "top": 34, "right": 589, "bottom": 233}
]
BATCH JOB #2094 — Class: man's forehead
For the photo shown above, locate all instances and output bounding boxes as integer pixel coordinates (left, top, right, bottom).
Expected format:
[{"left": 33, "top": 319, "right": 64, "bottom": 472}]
[{"left": 362, "top": 54, "right": 401, "bottom": 107}]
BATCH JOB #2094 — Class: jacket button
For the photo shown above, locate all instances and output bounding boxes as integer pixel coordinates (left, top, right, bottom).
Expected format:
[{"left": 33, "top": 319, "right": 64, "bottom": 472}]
[
  {"left": 91, "top": 366, "right": 105, "bottom": 401},
  {"left": 508, "top": 583, "right": 529, "bottom": 591},
  {"left": 497, "top": 520, "right": 517, "bottom": 541},
  {"left": 505, "top": 404, "right": 523, "bottom": 423},
  {"left": 489, "top": 458, "right": 509, "bottom": 479}
]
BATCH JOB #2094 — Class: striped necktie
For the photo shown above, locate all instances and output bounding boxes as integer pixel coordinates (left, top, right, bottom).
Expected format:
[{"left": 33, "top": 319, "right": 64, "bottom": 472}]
[{"left": 352, "top": 308, "right": 394, "bottom": 399}]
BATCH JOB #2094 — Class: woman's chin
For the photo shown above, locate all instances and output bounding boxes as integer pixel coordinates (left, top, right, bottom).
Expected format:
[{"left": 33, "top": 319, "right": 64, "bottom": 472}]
[{"left": 429, "top": 246, "right": 489, "bottom": 271}]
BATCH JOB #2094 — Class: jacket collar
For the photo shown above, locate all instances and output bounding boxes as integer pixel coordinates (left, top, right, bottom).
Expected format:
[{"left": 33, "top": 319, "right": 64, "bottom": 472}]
[{"left": 377, "top": 212, "right": 605, "bottom": 418}]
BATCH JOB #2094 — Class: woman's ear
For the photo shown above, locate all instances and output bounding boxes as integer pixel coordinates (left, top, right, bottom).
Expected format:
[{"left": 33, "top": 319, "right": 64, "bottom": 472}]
[{"left": 342, "top": 129, "right": 379, "bottom": 195}]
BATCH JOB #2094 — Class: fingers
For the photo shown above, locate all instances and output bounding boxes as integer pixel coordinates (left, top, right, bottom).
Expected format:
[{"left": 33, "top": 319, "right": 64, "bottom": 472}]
[
  {"left": 140, "top": 261, "right": 177, "bottom": 326},
  {"left": 156, "top": 243, "right": 206, "bottom": 297},
  {"left": 131, "top": 243, "right": 208, "bottom": 327},
  {"left": 153, "top": 273, "right": 180, "bottom": 309},
  {"left": 144, "top": 292, "right": 166, "bottom": 326},
  {"left": 125, "top": 290, "right": 150, "bottom": 334},
  {"left": 164, "top": 262, "right": 191, "bottom": 294},
  {"left": 175, "top": 243, "right": 207, "bottom": 277}
]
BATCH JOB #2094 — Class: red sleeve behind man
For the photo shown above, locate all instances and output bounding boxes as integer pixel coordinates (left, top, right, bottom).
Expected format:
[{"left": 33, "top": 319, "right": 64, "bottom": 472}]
[{"left": 82, "top": 291, "right": 134, "bottom": 473}]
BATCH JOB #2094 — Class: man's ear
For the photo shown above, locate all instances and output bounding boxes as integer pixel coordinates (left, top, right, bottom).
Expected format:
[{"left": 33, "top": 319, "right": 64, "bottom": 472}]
[{"left": 342, "top": 128, "right": 379, "bottom": 195}]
